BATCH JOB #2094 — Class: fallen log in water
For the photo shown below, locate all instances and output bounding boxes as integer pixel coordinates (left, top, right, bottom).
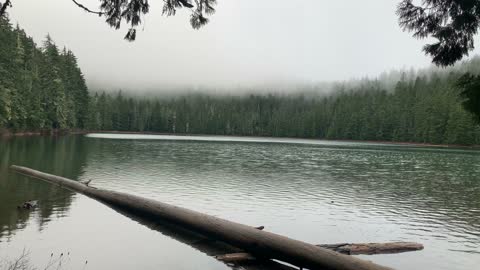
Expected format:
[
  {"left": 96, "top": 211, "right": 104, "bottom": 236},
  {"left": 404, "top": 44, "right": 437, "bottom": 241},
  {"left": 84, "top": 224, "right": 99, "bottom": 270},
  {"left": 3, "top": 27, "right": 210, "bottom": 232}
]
[
  {"left": 109, "top": 200, "right": 299, "bottom": 270},
  {"left": 11, "top": 165, "right": 394, "bottom": 270},
  {"left": 215, "top": 242, "right": 424, "bottom": 262}
]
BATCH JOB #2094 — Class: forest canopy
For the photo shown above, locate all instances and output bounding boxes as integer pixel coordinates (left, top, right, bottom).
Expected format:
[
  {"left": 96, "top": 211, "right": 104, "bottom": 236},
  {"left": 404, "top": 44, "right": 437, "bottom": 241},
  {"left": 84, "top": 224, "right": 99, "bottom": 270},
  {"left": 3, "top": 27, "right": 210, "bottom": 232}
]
[
  {"left": 0, "top": 18, "right": 90, "bottom": 130},
  {"left": 85, "top": 69, "right": 480, "bottom": 145},
  {"left": 1, "top": 18, "right": 479, "bottom": 145}
]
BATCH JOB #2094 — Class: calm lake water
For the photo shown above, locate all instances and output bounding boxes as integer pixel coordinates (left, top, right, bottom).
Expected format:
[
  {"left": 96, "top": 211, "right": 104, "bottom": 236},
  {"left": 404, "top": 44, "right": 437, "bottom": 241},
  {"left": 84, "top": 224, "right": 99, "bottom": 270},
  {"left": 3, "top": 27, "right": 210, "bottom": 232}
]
[{"left": 0, "top": 134, "right": 479, "bottom": 270}]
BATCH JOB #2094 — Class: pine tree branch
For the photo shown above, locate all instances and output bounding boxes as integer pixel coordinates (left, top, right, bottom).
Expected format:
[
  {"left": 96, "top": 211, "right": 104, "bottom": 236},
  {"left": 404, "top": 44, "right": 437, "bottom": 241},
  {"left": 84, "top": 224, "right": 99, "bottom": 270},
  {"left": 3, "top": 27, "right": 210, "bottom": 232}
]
[
  {"left": 72, "top": 0, "right": 104, "bottom": 16},
  {"left": 0, "top": 0, "right": 12, "bottom": 17}
]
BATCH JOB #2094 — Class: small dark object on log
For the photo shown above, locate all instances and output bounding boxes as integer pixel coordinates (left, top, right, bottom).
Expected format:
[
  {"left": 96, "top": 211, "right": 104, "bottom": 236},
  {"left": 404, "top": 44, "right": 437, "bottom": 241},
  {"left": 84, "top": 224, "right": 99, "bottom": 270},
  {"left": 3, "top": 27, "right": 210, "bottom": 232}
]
[
  {"left": 255, "top": 226, "right": 265, "bottom": 230},
  {"left": 17, "top": 200, "right": 38, "bottom": 209},
  {"left": 82, "top": 179, "right": 93, "bottom": 186}
]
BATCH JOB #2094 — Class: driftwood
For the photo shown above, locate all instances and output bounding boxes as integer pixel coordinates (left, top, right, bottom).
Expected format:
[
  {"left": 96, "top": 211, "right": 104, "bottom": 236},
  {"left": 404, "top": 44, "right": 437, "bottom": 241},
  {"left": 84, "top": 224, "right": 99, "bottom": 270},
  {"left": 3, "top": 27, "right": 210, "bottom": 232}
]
[
  {"left": 11, "top": 165, "right": 394, "bottom": 270},
  {"left": 215, "top": 242, "right": 424, "bottom": 262},
  {"left": 317, "top": 242, "right": 423, "bottom": 255}
]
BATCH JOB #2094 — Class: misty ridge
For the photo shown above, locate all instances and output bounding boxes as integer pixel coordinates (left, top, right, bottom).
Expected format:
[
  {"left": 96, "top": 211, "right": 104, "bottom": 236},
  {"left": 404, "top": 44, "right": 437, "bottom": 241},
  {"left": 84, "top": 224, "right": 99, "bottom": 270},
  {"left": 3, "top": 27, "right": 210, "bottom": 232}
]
[
  {"left": 84, "top": 56, "right": 480, "bottom": 145},
  {"left": 91, "top": 56, "right": 480, "bottom": 100}
]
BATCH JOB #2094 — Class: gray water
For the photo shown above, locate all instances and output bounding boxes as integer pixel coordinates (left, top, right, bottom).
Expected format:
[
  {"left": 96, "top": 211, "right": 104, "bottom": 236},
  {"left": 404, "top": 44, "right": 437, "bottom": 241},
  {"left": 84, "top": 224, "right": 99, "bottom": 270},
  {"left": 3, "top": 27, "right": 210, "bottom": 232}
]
[{"left": 0, "top": 134, "right": 479, "bottom": 270}]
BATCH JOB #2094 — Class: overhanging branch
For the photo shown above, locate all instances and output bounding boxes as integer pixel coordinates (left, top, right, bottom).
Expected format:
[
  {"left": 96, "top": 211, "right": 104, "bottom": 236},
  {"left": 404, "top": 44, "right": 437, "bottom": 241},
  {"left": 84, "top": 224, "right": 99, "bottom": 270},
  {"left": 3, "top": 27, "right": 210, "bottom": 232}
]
[
  {"left": 72, "top": 0, "right": 104, "bottom": 16},
  {"left": 0, "top": 0, "right": 12, "bottom": 17}
]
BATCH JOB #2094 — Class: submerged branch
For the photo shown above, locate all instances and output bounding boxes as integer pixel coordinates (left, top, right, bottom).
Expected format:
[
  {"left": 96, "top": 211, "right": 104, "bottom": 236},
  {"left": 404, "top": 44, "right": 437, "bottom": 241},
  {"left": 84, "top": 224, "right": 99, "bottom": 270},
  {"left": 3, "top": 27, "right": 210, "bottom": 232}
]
[{"left": 215, "top": 242, "right": 424, "bottom": 262}]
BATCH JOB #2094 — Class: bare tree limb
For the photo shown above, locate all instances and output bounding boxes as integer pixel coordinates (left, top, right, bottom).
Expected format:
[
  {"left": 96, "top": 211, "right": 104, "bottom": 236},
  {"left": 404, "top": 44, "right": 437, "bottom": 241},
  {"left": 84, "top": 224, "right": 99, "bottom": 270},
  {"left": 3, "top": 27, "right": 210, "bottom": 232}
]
[{"left": 72, "top": 0, "right": 103, "bottom": 16}]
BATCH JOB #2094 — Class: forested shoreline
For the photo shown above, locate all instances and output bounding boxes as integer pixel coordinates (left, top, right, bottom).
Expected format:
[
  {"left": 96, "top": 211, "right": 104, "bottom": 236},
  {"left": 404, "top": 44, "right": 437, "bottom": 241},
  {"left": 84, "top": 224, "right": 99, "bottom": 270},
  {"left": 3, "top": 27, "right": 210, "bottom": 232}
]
[
  {"left": 1, "top": 19, "right": 480, "bottom": 145},
  {"left": 0, "top": 18, "right": 89, "bottom": 132}
]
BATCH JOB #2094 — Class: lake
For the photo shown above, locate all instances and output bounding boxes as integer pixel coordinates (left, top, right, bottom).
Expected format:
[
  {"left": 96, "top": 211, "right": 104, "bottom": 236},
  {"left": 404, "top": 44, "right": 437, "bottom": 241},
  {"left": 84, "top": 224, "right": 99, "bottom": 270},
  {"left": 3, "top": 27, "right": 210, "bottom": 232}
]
[{"left": 0, "top": 134, "right": 479, "bottom": 270}]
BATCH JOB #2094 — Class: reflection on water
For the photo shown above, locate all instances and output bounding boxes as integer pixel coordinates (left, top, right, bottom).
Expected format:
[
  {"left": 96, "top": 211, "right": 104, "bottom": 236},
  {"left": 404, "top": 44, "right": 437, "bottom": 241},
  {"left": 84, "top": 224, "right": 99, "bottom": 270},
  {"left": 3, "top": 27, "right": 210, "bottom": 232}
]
[
  {"left": 1, "top": 134, "right": 479, "bottom": 270},
  {"left": 0, "top": 136, "right": 87, "bottom": 241}
]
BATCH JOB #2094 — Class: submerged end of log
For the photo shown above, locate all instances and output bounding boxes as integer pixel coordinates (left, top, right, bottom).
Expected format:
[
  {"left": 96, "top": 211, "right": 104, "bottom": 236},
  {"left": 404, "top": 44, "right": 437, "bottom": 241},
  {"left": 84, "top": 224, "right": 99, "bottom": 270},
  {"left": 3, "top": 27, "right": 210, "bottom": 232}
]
[{"left": 215, "top": 252, "right": 257, "bottom": 263}]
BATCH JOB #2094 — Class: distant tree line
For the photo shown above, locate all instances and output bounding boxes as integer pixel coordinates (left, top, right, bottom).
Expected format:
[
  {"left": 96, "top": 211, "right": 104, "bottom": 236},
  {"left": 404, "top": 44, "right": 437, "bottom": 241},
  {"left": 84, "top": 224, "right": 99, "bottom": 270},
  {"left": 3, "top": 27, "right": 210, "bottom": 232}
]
[
  {"left": 0, "top": 18, "right": 90, "bottom": 131},
  {"left": 86, "top": 72, "right": 480, "bottom": 145},
  {"left": 1, "top": 19, "right": 479, "bottom": 145}
]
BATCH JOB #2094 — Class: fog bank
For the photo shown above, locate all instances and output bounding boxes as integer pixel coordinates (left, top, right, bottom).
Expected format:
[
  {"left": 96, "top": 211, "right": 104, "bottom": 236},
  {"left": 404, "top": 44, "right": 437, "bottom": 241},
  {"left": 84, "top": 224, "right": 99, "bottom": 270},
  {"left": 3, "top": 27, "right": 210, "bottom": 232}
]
[{"left": 8, "top": 0, "right": 480, "bottom": 91}]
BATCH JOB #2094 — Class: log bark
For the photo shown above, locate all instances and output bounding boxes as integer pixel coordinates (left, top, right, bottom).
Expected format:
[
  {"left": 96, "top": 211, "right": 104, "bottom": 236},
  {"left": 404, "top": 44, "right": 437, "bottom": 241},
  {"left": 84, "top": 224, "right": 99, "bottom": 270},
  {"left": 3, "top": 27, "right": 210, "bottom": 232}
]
[{"left": 11, "top": 165, "right": 393, "bottom": 270}]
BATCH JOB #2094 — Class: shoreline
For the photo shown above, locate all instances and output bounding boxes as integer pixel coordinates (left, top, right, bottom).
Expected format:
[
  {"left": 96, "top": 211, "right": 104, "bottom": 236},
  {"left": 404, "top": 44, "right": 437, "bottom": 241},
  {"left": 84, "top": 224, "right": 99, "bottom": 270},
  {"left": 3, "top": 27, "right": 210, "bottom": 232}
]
[
  {"left": 0, "top": 129, "right": 86, "bottom": 137},
  {"left": 2, "top": 129, "right": 479, "bottom": 149}
]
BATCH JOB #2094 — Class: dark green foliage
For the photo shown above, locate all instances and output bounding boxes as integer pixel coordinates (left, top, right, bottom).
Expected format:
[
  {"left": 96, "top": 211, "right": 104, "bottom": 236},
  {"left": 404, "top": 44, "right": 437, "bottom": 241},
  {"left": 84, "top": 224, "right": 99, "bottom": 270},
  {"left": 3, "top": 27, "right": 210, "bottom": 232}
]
[
  {"left": 1, "top": 18, "right": 479, "bottom": 145},
  {"left": 0, "top": 18, "right": 89, "bottom": 131},
  {"left": 85, "top": 70, "right": 480, "bottom": 145},
  {"left": 0, "top": 1, "right": 12, "bottom": 18},
  {"left": 457, "top": 73, "right": 480, "bottom": 123},
  {"left": 397, "top": 0, "right": 480, "bottom": 66},
  {"left": 72, "top": 0, "right": 216, "bottom": 41}
]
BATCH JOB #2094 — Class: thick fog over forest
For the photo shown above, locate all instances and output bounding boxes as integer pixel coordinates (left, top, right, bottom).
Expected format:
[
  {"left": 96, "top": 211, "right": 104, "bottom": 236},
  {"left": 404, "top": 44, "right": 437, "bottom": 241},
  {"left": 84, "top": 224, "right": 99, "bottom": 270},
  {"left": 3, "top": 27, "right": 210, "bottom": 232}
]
[{"left": 9, "top": 0, "right": 480, "bottom": 91}]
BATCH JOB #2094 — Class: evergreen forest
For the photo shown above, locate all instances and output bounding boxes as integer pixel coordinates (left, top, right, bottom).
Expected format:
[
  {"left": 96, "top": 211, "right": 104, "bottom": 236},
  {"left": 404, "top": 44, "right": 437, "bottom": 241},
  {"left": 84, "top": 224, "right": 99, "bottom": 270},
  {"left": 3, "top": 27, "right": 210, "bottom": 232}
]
[{"left": 1, "top": 19, "right": 479, "bottom": 145}]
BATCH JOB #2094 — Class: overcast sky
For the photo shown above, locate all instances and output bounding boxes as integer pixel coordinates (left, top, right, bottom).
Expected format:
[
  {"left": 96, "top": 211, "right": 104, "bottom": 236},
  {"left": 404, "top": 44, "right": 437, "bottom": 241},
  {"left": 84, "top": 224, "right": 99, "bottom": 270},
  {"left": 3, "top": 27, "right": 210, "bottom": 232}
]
[{"left": 8, "top": 0, "right": 480, "bottom": 91}]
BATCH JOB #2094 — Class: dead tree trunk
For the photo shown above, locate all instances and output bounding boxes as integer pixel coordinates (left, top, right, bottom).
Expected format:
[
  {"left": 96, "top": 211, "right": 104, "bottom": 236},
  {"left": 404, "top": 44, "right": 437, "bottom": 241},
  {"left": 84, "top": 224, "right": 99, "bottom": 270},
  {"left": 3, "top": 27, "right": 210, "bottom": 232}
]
[{"left": 11, "top": 165, "right": 394, "bottom": 270}]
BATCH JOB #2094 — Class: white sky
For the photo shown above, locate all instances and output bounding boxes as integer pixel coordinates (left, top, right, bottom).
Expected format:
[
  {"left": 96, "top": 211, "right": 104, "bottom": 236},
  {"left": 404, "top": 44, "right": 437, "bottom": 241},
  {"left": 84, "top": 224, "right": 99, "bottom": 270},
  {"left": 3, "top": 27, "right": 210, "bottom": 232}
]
[{"left": 8, "top": 0, "right": 480, "bottom": 91}]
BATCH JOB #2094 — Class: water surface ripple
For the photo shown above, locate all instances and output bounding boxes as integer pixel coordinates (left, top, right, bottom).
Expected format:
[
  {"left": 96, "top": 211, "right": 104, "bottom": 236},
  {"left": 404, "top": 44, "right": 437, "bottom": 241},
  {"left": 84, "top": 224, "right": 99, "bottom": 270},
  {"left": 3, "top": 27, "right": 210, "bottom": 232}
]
[{"left": 1, "top": 134, "right": 479, "bottom": 270}]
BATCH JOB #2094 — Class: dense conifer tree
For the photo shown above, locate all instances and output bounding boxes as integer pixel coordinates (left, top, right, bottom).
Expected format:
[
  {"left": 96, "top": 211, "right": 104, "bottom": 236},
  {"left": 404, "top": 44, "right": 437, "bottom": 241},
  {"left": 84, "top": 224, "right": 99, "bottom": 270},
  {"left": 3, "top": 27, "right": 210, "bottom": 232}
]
[
  {"left": 0, "top": 18, "right": 89, "bottom": 132},
  {"left": 84, "top": 67, "right": 480, "bottom": 145}
]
